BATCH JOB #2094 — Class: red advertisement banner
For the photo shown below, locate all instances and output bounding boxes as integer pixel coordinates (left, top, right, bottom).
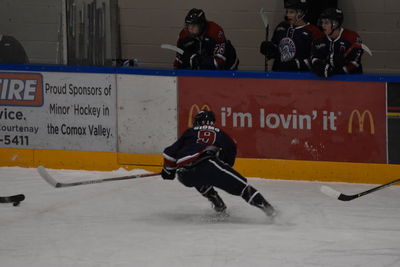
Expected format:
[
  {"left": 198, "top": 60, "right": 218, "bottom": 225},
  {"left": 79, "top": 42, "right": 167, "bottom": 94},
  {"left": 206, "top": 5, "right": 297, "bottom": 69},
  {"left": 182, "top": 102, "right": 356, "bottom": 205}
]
[{"left": 178, "top": 77, "right": 387, "bottom": 163}]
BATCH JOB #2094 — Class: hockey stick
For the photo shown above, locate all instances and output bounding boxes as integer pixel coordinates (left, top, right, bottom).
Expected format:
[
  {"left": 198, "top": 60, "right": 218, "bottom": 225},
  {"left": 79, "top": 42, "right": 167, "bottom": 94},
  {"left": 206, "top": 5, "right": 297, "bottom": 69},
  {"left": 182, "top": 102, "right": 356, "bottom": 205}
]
[
  {"left": 320, "top": 178, "right": 400, "bottom": 201},
  {"left": 37, "top": 166, "right": 161, "bottom": 188},
  {"left": 160, "top": 44, "right": 184, "bottom": 55},
  {"left": 344, "top": 43, "right": 373, "bottom": 58},
  {"left": 0, "top": 194, "right": 25, "bottom": 206},
  {"left": 259, "top": 8, "right": 269, "bottom": 71},
  {"left": 361, "top": 44, "right": 373, "bottom": 56}
]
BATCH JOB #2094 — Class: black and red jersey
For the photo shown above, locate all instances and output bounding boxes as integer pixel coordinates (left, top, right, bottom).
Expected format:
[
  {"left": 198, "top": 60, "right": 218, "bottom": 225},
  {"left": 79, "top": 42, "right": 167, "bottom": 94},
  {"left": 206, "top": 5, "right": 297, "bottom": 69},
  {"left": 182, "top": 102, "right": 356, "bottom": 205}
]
[
  {"left": 174, "top": 21, "right": 239, "bottom": 70},
  {"left": 270, "top": 21, "right": 323, "bottom": 71},
  {"left": 163, "top": 125, "right": 237, "bottom": 169},
  {"left": 311, "top": 28, "right": 363, "bottom": 74}
]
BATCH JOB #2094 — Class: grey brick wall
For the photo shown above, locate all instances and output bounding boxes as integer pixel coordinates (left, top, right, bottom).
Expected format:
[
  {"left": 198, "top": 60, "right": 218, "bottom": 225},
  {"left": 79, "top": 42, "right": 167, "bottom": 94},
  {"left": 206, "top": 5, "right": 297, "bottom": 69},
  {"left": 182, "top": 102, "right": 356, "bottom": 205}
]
[
  {"left": 0, "top": 0, "right": 61, "bottom": 64},
  {"left": 1, "top": 0, "right": 399, "bottom": 74},
  {"left": 119, "top": 0, "right": 400, "bottom": 74},
  {"left": 340, "top": 0, "right": 400, "bottom": 73}
]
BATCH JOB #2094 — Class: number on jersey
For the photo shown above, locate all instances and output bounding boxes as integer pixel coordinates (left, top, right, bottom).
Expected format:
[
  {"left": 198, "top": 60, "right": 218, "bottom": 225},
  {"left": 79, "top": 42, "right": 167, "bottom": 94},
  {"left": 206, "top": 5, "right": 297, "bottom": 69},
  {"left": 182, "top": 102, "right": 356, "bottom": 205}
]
[{"left": 196, "top": 129, "right": 216, "bottom": 145}]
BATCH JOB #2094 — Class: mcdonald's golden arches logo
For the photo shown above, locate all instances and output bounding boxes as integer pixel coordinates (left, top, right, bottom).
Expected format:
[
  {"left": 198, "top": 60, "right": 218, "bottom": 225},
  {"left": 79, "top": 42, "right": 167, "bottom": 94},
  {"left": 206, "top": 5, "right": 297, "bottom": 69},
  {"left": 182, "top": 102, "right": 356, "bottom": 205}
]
[
  {"left": 348, "top": 109, "right": 375, "bottom": 134},
  {"left": 188, "top": 104, "right": 212, "bottom": 127}
]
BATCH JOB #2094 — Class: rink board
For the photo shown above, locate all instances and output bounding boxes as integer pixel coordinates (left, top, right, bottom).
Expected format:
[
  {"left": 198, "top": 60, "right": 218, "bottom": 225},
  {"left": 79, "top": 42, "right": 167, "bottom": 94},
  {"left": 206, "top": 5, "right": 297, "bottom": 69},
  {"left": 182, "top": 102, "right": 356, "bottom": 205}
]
[
  {"left": 2, "top": 148, "right": 400, "bottom": 184},
  {"left": 1, "top": 64, "right": 400, "bottom": 184}
]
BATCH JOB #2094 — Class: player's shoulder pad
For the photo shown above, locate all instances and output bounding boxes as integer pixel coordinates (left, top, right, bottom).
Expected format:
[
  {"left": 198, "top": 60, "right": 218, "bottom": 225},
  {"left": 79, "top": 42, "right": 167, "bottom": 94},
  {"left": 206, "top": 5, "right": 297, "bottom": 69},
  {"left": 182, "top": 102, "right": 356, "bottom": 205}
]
[
  {"left": 206, "top": 21, "right": 226, "bottom": 42},
  {"left": 342, "top": 28, "right": 362, "bottom": 44},
  {"left": 304, "top": 24, "right": 324, "bottom": 39}
]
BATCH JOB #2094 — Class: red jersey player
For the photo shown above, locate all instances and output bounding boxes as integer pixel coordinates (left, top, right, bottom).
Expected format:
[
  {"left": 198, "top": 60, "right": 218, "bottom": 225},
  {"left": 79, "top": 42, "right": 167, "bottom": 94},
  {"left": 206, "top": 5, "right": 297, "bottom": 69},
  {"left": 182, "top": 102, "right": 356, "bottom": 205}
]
[{"left": 174, "top": 8, "right": 239, "bottom": 70}]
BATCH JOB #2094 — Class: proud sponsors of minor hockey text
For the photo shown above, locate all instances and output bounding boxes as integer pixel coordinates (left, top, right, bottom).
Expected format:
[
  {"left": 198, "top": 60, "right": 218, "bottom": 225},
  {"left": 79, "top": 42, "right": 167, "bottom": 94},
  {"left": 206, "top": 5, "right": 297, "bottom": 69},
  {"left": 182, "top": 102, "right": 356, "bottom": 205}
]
[
  {"left": 49, "top": 103, "right": 110, "bottom": 118},
  {"left": 45, "top": 82, "right": 112, "bottom": 97},
  {"left": 44, "top": 81, "right": 114, "bottom": 140},
  {"left": 47, "top": 123, "right": 111, "bottom": 138}
]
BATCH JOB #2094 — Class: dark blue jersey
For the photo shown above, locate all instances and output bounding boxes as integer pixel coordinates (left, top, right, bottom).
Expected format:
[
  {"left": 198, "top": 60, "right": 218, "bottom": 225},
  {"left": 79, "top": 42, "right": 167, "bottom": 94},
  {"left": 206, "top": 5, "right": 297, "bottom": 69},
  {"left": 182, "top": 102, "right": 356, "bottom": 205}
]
[
  {"left": 311, "top": 28, "right": 363, "bottom": 74},
  {"left": 270, "top": 21, "right": 323, "bottom": 71},
  {"left": 163, "top": 125, "right": 237, "bottom": 169}
]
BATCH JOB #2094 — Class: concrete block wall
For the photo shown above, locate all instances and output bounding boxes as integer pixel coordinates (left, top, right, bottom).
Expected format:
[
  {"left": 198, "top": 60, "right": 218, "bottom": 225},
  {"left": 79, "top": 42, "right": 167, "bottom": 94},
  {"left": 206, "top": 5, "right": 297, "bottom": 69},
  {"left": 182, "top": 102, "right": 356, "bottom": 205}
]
[
  {"left": 119, "top": 0, "right": 284, "bottom": 70},
  {"left": 0, "top": 0, "right": 61, "bottom": 64},
  {"left": 119, "top": 0, "right": 400, "bottom": 74},
  {"left": 340, "top": 0, "right": 400, "bottom": 73},
  {"left": 0, "top": 0, "right": 399, "bottom": 74}
]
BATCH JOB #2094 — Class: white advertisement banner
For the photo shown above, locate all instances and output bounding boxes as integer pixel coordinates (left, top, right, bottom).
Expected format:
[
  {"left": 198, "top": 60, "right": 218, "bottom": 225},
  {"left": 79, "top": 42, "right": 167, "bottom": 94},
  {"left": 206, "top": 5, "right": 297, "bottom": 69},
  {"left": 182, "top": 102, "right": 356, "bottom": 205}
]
[
  {"left": 117, "top": 74, "right": 177, "bottom": 155},
  {"left": 0, "top": 71, "right": 117, "bottom": 152}
]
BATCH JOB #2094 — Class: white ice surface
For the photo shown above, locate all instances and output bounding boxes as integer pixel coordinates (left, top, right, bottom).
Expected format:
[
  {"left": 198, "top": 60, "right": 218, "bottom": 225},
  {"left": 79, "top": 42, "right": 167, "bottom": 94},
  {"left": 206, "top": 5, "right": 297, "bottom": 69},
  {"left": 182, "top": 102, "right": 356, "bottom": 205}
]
[{"left": 1, "top": 167, "right": 400, "bottom": 267}]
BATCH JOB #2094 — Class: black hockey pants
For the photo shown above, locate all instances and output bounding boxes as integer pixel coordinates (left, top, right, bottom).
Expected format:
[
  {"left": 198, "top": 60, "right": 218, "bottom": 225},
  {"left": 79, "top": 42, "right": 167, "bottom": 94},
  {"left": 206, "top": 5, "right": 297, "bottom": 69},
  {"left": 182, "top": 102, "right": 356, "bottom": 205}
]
[{"left": 177, "top": 157, "right": 248, "bottom": 196}]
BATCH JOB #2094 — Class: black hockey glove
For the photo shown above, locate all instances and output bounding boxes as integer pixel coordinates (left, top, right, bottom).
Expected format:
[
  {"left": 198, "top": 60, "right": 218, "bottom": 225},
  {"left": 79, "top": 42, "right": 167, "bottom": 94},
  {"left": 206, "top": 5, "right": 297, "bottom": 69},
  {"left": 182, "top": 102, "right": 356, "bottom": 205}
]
[
  {"left": 161, "top": 167, "right": 176, "bottom": 180},
  {"left": 260, "top": 41, "right": 277, "bottom": 59},
  {"left": 179, "top": 51, "right": 191, "bottom": 69},
  {"left": 312, "top": 60, "right": 333, "bottom": 78},
  {"left": 330, "top": 54, "right": 346, "bottom": 71},
  {"left": 179, "top": 52, "right": 200, "bottom": 69},
  {"left": 189, "top": 54, "right": 201, "bottom": 69},
  {"left": 180, "top": 37, "right": 198, "bottom": 51},
  {"left": 178, "top": 37, "right": 200, "bottom": 69},
  {"left": 174, "top": 53, "right": 187, "bottom": 69}
]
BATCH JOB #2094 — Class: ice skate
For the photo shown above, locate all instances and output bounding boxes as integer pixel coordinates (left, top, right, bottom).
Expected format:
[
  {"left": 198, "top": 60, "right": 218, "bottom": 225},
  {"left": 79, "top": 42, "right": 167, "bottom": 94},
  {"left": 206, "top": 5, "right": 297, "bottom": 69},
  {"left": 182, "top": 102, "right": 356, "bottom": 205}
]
[
  {"left": 196, "top": 185, "right": 227, "bottom": 213},
  {"left": 241, "top": 185, "right": 276, "bottom": 217},
  {"left": 207, "top": 190, "right": 227, "bottom": 213},
  {"left": 261, "top": 202, "right": 277, "bottom": 218}
]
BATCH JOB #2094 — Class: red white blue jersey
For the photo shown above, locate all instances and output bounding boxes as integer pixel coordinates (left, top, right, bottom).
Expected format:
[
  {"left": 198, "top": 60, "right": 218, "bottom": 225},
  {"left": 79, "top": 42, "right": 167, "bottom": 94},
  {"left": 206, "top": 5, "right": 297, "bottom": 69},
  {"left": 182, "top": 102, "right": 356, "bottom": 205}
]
[
  {"left": 311, "top": 28, "right": 363, "bottom": 74},
  {"left": 174, "top": 21, "right": 239, "bottom": 70},
  {"left": 163, "top": 125, "right": 237, "bottom": 169}
]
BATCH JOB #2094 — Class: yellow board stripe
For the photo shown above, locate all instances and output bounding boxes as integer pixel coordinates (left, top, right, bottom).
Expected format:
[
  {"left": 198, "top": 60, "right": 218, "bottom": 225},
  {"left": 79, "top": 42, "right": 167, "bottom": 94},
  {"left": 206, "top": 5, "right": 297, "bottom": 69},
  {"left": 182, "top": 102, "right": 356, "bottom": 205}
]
[
  {"left": 0, "top": 148, "right": 162, "bottom": 172},
  {"left": 387, "top": 112, "right": 400, "bottom": 117},
  {"left": 1, "top": 148, "right": 400, "bottom": 184},
  {"left": 234, "top": 158, "right": 400, "bottom": 184}
]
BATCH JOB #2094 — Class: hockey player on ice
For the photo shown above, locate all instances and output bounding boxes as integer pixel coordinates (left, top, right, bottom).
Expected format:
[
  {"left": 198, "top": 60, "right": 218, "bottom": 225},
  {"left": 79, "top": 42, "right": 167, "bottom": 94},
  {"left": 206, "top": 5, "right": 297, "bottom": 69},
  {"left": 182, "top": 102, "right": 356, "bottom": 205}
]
[
  {"left": 173, "top": 8, "right": 239, "bottom": 70},
  {"left": 311, "top": 8, "right": 364, "bottom": 78},
  {"left": 161, "top": 110, "right": 276, "bottom": 218},
  {"left": 259, "top": 0, "right": 323, "bottom": 72}
]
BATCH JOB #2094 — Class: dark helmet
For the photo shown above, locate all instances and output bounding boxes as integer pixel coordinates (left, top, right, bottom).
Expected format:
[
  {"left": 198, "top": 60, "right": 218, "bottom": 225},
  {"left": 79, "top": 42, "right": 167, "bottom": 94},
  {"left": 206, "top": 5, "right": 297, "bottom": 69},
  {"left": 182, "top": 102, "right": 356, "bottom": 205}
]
[
  {"left": 185, "top": 8, "right": 206, "bottom": 26},
  {"left": 185, "top": 8, "right": 207, "bottom": 36},
  {"left": 193, "top": 110, "right": 216, "bottom": 127},
  {"left": 284, "top": 0, "right": 308, "bottom": 11},
  {"left": 319, "top": 8, "right": 344, "bottom": 28}
]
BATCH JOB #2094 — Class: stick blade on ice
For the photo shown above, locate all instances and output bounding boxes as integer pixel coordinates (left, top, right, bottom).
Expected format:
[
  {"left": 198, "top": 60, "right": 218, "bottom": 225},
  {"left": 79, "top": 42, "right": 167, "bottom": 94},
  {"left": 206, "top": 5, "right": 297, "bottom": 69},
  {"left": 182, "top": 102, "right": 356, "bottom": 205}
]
[
  {"left": 37, "top": 166, "right": 59, "bottom": 187},
  {"left": 320, "top": 185, "right": 341, "bottom": 199}
]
